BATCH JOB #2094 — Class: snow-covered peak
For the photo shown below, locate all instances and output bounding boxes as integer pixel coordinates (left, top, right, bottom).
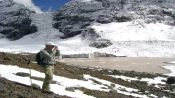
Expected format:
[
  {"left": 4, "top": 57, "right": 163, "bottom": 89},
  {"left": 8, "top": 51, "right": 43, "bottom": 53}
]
[
  {"left": 92, "top": 21, "right": 175, "bottom": 41},
  {"left": 13, "top": 0, "right": 42, "bottom": 13}
]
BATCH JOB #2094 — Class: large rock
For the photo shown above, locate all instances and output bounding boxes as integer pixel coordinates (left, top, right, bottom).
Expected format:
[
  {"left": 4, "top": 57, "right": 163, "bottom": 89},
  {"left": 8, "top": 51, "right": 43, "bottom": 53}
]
[
  {"left": 53, "top": 0, "right": 175, "bottom": 39},
  {"left": 31, "top": 83, "right": 40, "bottom": 89},
  {"left": 167, "top": 77, "right": 175, "bottom": 84},
  {"left": 0, "top": 0, "right": 37, "bottom": 40},
  {"left": 81, "top": 28, "right": 100, "bottom": 41},
  {"left": 89, "top": 39, "right": 112, "bottom": 48},
  {"left": 15, "top": 72, "right": 30, "bottom": 77}
]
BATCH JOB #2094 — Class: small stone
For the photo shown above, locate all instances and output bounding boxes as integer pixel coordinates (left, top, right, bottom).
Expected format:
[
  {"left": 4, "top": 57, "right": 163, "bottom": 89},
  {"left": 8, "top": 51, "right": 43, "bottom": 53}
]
[
  {"left": 109, "top": 89, "right": 118, "bottom": 93},
  {"left": 31, "top": 83, "right": 40, "bottom": 89},
  {"left": 65, "top": 87, "right": 76, "bottom": 92},
  {"left": 0, "top": 82, "right": 6, "bottom": 92}
]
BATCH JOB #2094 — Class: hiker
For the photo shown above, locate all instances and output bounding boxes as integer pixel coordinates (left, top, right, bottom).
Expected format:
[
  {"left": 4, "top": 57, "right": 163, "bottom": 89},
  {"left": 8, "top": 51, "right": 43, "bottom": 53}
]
[{"left": 39, "top": 42, "right": 60, "bottom": 93}]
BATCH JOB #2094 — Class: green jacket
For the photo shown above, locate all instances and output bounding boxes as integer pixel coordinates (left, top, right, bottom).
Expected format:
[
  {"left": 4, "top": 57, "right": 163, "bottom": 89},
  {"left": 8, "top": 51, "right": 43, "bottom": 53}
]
[{"left": 40, "top": 48, "right": 60, "bottom": 65}]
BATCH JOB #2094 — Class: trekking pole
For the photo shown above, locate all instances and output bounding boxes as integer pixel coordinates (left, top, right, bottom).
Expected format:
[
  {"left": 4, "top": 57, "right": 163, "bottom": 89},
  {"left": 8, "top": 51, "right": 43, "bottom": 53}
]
[{"left": 27, "top": 59, "right": 33, "bottom": 91}]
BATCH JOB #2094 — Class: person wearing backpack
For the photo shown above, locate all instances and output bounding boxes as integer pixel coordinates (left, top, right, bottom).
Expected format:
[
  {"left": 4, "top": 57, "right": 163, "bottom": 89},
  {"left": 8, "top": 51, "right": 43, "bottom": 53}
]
[{"left": 37, "top": 42, "right": 60, "bottom": 93}]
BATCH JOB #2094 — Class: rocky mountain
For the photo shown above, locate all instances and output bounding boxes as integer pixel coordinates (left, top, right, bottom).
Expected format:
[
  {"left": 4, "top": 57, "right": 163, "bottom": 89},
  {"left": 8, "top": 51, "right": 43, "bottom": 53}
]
[
  {"left": 0, "top": 0, "right": 37, "bottom": 40},
  {"left": 1, "top": 0, "right": 175, "bottom": 41},
  {"left": 53, "top": 0, "right": 175, "bottom": 40},
  {"left": 0, "top": 0, "right": 175, "bottom": 56}
]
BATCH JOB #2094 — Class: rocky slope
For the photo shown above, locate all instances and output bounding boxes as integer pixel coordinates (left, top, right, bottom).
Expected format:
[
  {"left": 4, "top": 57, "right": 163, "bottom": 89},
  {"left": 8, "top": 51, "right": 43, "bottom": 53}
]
[
  {"left": 0, "top": 77, "right": 70, "bottom": 98},
  {"left": 53, "top": 0, "right": 175, "bottom": 40},
  {"left": 0, "top": 52, "right": 175, "bottom": 98},
  {"left": 0, "top": 0, "right": 37, "bottom": 40}
]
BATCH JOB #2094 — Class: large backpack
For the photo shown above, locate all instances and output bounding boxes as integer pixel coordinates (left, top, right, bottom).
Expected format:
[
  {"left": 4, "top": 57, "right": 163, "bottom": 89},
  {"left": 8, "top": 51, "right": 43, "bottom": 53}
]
[{"left": 35, "top": 52, "right": 44, "bottom": 65}]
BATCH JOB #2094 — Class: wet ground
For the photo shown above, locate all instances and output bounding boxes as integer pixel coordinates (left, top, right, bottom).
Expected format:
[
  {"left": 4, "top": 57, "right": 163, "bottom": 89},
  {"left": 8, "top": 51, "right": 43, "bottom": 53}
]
[{"left": 60, "top": 57, "right": 174, "bottom": 74}]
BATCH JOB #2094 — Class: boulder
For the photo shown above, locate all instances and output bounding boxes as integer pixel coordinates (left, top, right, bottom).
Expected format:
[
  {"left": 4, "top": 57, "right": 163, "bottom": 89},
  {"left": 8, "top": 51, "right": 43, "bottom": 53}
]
[
  {"left": 31, "top": 83, "right": 40, "bottom": 89},
  {"left": 89, "top": 39, "right": 112, "bottom": 48},
  {"left": 15, "top": 72, "right": 30, "bottom": 77},
  {"left": 81, "top": 28, "right": 100, "bottom": 41},
  {"left": 167, "top": 77, "right": 175, "bottom": 84}
]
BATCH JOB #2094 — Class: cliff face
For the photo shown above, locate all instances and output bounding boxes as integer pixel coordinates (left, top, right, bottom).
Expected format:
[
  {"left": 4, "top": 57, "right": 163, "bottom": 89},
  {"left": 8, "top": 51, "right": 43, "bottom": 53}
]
[
  {"left": 53, "top": 0, "right": 175, "bottom": 39},
  {"left": 1, "top": 0, "right": 175, "bottom": 41},
  {"left": 0, "top": 0, "right": 37, "bottom": 40}
]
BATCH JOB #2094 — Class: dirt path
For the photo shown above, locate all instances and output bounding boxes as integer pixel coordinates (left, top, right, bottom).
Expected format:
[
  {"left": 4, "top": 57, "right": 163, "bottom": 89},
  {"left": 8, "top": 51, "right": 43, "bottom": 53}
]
[{"left": 60, "top": 57, "right": 175, "bottom": 74}]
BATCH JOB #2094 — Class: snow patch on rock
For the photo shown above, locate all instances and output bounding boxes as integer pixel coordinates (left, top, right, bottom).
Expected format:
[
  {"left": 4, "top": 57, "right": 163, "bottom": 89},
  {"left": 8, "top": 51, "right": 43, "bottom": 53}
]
[{"left": 13, "top": 0, "right": 42, "bottom": 13}]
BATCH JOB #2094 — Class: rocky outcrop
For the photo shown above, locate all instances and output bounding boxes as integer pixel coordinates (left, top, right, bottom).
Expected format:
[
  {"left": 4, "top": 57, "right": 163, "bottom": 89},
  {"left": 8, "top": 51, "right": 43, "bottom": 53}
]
[
  {"left": 89, "top": 39, "right": 112, "bottom": 48},
  {"left": 53, "top": 0, "right": 175, "bottom": 39},
  {"left": 0, "top": 0, "right": 37, "bottom": 40}
]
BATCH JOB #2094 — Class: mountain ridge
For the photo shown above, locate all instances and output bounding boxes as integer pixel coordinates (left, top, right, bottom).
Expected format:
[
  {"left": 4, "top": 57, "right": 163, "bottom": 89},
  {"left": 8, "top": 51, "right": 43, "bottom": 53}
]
[
  {"left": 53, "top": 0, "right": 175, "bottom": 39},
  {"left": 0, "top": 0, "right": 37, "bottom": 40}
]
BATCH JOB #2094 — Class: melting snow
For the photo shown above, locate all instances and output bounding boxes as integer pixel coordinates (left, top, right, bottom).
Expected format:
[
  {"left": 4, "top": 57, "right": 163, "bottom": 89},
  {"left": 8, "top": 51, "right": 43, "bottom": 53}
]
[
  {"left": 0, "top": 64, "right": 160, "bottom": 98},
  {"left": 109, "top": 75, "right": 166, "bottom": 86},
  {"left": 13, "top": 0, "right": 42, "bottom": 13},
  {"left": 92, "top": 21, "right": 175, "bottom": 41},
  {"left": 140, "top": 77, "right": 166, "bottom": 85},
  {"left": 163, "top": 65, "right": 175, "bottom": 76},
  {"left": 109, "top": 75, "right": 138, "bottom": 82}
]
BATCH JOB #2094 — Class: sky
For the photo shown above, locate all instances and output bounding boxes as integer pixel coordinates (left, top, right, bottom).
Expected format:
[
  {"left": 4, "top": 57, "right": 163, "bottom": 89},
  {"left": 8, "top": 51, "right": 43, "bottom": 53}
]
[{"left": 32, "top": 0, "right": 70, "bottom": 11}]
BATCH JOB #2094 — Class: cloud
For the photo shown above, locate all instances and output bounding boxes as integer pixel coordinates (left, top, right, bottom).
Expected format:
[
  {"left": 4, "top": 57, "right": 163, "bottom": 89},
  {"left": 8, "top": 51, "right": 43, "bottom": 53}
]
[{"left": 13, "top": 0, "right": 43, "bottom": 13}]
